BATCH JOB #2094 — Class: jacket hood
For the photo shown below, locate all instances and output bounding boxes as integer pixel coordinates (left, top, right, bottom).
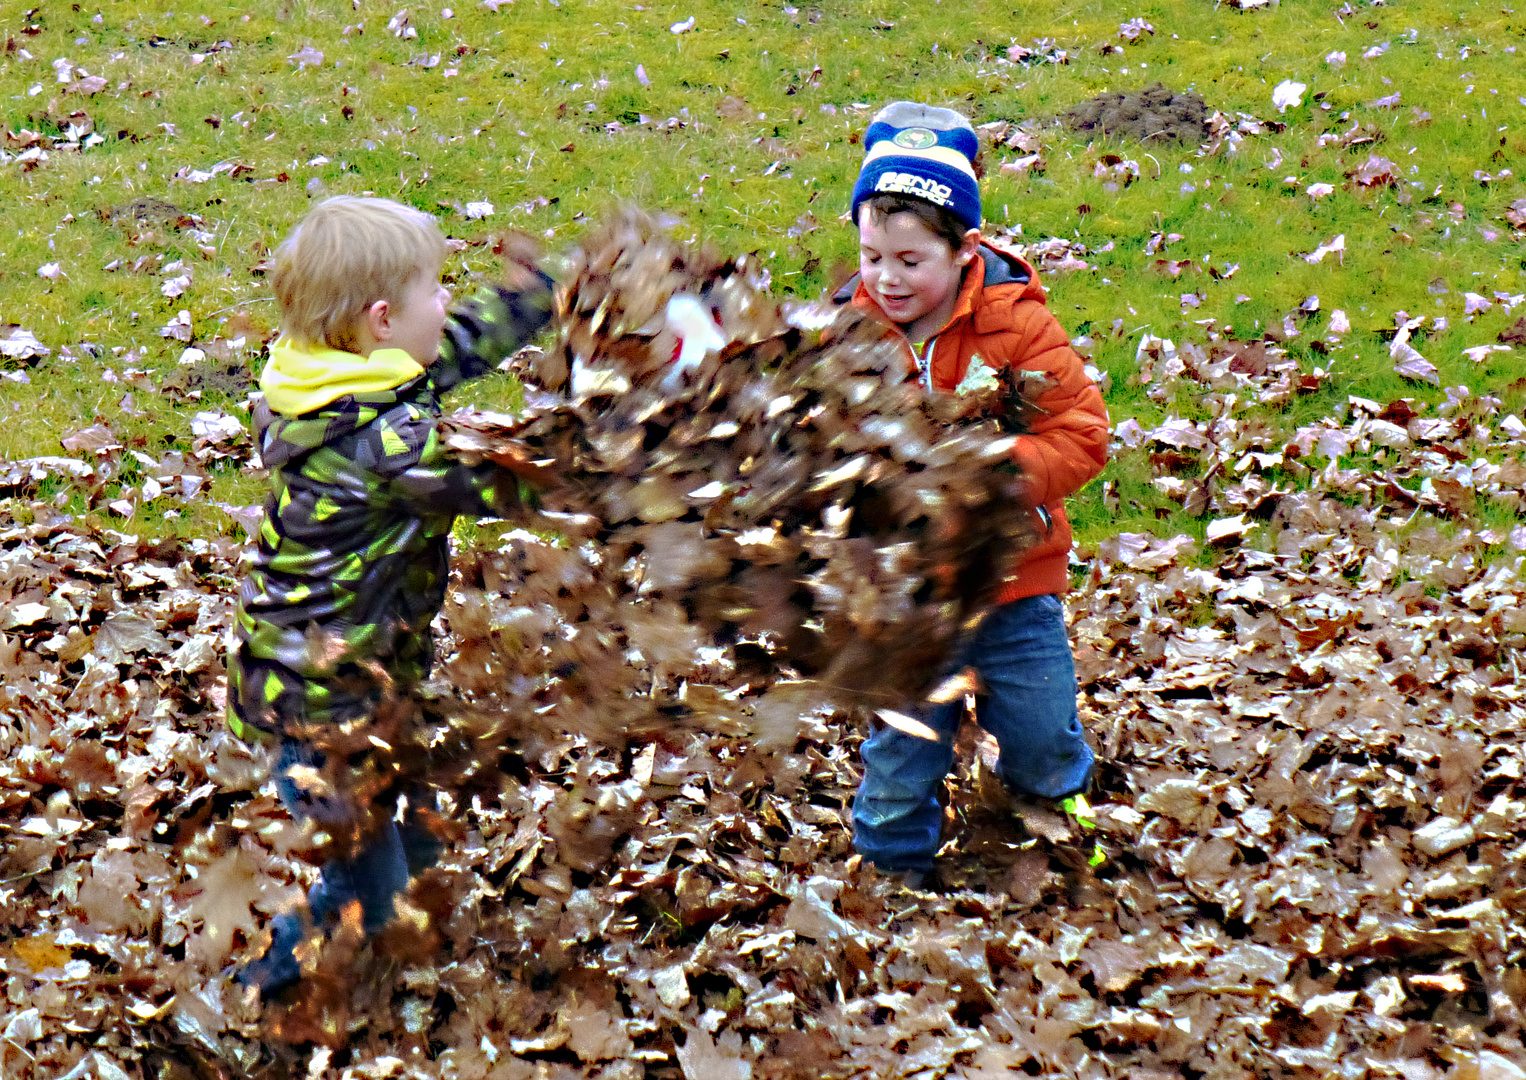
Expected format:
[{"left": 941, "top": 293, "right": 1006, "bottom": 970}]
[
  {"left": 260, "top": 337, "right": 425, "bottom": 416},
  {"left": 253, "top": 339, "right": 427, "bottom": 470},
  {"left": 971, "top": 242, "right": 1037, "bottom": 295}
]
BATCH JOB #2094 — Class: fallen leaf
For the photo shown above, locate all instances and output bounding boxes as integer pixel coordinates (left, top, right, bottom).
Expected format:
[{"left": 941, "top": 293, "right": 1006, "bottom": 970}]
[
  {"left": 676, "top": 1027, "right": 751, "bottom": 1080},
  {"left": 288, "top": 45, "right": 325, "bottom": 68},
  {"left": 1303, "top": 234, "right": 1346, "bottom": 264},
  {"left": 1391, "top": 341, "right": 1438, "bottom": 385},
  {"left": 1272, "top": 79, "right": 1307, "bottom": 113}
]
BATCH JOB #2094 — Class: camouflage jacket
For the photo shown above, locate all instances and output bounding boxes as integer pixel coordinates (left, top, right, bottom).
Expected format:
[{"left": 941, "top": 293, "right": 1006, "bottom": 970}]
[{"left": 227, "top": 282, "right": 551, "bottom": 740}]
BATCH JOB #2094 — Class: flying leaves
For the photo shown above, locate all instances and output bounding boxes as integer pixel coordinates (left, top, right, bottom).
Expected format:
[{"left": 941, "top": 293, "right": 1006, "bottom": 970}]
[{"left": 441, "top": 209, "right": 1038, "bottom": 749}]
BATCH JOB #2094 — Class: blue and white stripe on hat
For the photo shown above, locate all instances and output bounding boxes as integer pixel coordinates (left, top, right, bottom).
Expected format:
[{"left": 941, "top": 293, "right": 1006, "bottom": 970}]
[{"left": 851, "top": 102, "right": 982, "bottom": 231}]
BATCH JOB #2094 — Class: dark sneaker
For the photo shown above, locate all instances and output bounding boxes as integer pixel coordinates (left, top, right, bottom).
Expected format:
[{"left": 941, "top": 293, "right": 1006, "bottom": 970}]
[{"left": 235, "top": 911, "right": 310, "bottom": 996}]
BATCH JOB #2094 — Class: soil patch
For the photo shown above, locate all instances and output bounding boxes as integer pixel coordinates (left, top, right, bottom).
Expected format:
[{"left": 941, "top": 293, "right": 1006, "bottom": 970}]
[
  {"left": 159, "top": 357, "right": 253, "bottom": 397},
  {"left": 1062, "top": 81, "right": 1211, "bottom": 144},
  {"left": 104, "top": 195, "right": 185, "bottom": 220}
]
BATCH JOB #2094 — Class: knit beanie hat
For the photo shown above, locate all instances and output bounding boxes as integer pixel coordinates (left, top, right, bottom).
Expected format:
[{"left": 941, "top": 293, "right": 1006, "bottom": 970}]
[{"left": 850, "top": 102, "right": 982, "bottom": 232}]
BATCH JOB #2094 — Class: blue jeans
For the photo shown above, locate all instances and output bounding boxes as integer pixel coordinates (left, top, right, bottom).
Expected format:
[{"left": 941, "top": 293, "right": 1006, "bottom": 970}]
[
  {"left": 852, "top": 594, "right": 1094, "bottom": 873},
  {"left": 239, "top": 739, "right": 441, "bottom": 992}
]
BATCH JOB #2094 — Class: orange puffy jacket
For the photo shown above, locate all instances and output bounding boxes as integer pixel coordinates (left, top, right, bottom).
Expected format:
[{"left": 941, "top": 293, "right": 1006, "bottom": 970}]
[{"left": 838, "top": 244, "right": 1110, "bottom": 602}]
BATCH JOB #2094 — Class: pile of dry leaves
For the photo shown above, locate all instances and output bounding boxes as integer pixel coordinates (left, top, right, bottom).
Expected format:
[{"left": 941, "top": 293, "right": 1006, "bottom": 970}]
[{"left": 3, "top": 234, "right": 1526, "bottom": 1080}]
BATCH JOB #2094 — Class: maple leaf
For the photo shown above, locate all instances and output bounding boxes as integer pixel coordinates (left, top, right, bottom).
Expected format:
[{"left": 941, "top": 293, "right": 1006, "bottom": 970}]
[
  {"left": 181, "top": 847, "right": 271, "bottom": 966},
  {"left": 91, "top": 612, "right": 172, "bottom": 663}
]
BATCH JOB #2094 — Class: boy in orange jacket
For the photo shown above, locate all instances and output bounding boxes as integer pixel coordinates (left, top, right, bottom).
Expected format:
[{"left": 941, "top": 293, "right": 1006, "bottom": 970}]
[{"left": 838, "top": 102, "right": 1110, "bottom": 883}]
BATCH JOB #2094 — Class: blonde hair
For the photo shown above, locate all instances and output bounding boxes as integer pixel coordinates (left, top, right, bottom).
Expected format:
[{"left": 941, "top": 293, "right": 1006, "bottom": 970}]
[{"left": 271, "top": 196, "right": 449, "bottom": 351}]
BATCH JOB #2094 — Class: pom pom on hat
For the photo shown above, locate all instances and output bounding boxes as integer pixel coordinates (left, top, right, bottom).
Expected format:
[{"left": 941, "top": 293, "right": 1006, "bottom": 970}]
[{"left": 851, "top": 102, "right": 982, "bottom": 231}]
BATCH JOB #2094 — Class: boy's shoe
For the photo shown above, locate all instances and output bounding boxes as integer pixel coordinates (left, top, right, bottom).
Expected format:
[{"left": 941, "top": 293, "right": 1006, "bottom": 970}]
[
  {"left": 1009, "top": 778, "right": 1096, "bottom": 845},
  {"left": 1059, "top": 791, "right": 1097, "bottom": 830},
  {"left": 974, "top": 732, "right": 1098, "bottom": 841},
  {"left": 1009, "top": 796, "right": 1077, "bottom": 844},
  {"left": 235, "top": 911, "right": 312, "bottom": 997}
]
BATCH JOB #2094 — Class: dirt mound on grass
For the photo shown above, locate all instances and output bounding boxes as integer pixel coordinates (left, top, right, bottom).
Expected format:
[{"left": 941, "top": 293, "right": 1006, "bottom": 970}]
[{"left": 1062, "top": 81, "right": 1211, "bottom": 144}]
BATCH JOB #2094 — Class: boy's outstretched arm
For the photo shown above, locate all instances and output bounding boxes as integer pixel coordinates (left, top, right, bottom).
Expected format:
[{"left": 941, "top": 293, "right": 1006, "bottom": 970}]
[
  {"left": 373, "top": 418, "right": 542, "bottom": 521},
  {"left": 371, "top": 256, "right": 557, "bottom": 518},
  {"left": 432, "top": 269, "right": 555, "bottom": 391}
]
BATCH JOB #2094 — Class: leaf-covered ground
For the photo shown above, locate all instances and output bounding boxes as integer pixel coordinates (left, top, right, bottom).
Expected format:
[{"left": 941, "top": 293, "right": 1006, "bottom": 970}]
[
  {"left": 4, "top": 1, "right": 1526, "bottom": 1077},
  {"left": 3, "top": 0, "right": 1526, "bottom": 546},
  {"left": 3, "top": 348, "right": 1525, "bottom": 1078}
]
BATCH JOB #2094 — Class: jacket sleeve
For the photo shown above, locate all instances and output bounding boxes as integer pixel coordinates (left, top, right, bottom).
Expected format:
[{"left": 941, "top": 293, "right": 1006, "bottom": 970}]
[
  {"left": 368, "top": 406, "right": 533, "bottom": 520},
  {"left": 431, "top": 274, "right": 555, "bottom": 392},
  {"left": 997, "top": 300, "right": 1110, "bottom": 507}
]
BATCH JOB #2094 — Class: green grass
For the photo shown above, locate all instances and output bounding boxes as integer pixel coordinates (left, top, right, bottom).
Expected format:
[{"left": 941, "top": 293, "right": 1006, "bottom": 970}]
[{"left": 2, "top": 0, "right": 1524, "bottom": 542}]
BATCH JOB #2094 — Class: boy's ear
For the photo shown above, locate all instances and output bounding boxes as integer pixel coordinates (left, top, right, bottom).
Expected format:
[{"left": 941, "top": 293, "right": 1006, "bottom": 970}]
[
  {"left": 349, "top": 298, "right": 391, "bottom": 357},
  {"left": 363, "top": 298, "right": 392, "bottom": 342},
  {"left": 955, "top": 228, "right": 982, "bottom": 267}
]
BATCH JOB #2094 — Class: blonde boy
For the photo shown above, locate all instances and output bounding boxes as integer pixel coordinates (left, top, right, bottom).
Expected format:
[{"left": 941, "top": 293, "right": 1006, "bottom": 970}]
[{"left": 231, "top": 196, "right": 552, "bottom": 993}]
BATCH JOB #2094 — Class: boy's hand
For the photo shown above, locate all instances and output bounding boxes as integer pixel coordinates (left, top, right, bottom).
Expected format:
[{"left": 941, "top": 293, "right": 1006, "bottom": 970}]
[
  {"left": 448, "top": 424, "right": 558, "bottom": 490},
  {"left": 489, "top": 437, "right": 559, "bottom": 489},
  {"left": 495, "top": 230, "right": 548, "bottom": 296}
]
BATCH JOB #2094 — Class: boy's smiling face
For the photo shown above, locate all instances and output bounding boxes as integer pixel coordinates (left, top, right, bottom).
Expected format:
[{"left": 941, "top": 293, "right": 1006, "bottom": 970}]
[{"left": 857, "top": 206, "right": 979, "bottom": 345}]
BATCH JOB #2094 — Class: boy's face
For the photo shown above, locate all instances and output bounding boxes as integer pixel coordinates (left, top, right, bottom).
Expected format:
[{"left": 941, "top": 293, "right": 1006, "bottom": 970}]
[
  {"left": 385, "top": 265, "right": 451, "bottom": 365},
  {"left": 857, "top": 207, "right": 979, "bottom": 343}
]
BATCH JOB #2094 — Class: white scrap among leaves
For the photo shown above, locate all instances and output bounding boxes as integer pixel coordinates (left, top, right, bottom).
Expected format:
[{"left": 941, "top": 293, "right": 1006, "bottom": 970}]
[{"left": 1272, "top": 79, "right": 1307, "bottom": 113}]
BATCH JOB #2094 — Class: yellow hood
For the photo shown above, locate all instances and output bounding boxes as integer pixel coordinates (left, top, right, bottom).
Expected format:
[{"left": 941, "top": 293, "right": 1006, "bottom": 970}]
[{"left": 260, "top": 337, "right": 426, "bottom": 416}]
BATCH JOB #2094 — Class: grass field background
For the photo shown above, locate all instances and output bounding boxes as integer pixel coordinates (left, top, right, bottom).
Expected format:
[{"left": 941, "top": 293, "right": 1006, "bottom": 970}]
[{"left": 1, "top": 0, "right": 1523, "bottom": 550}]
